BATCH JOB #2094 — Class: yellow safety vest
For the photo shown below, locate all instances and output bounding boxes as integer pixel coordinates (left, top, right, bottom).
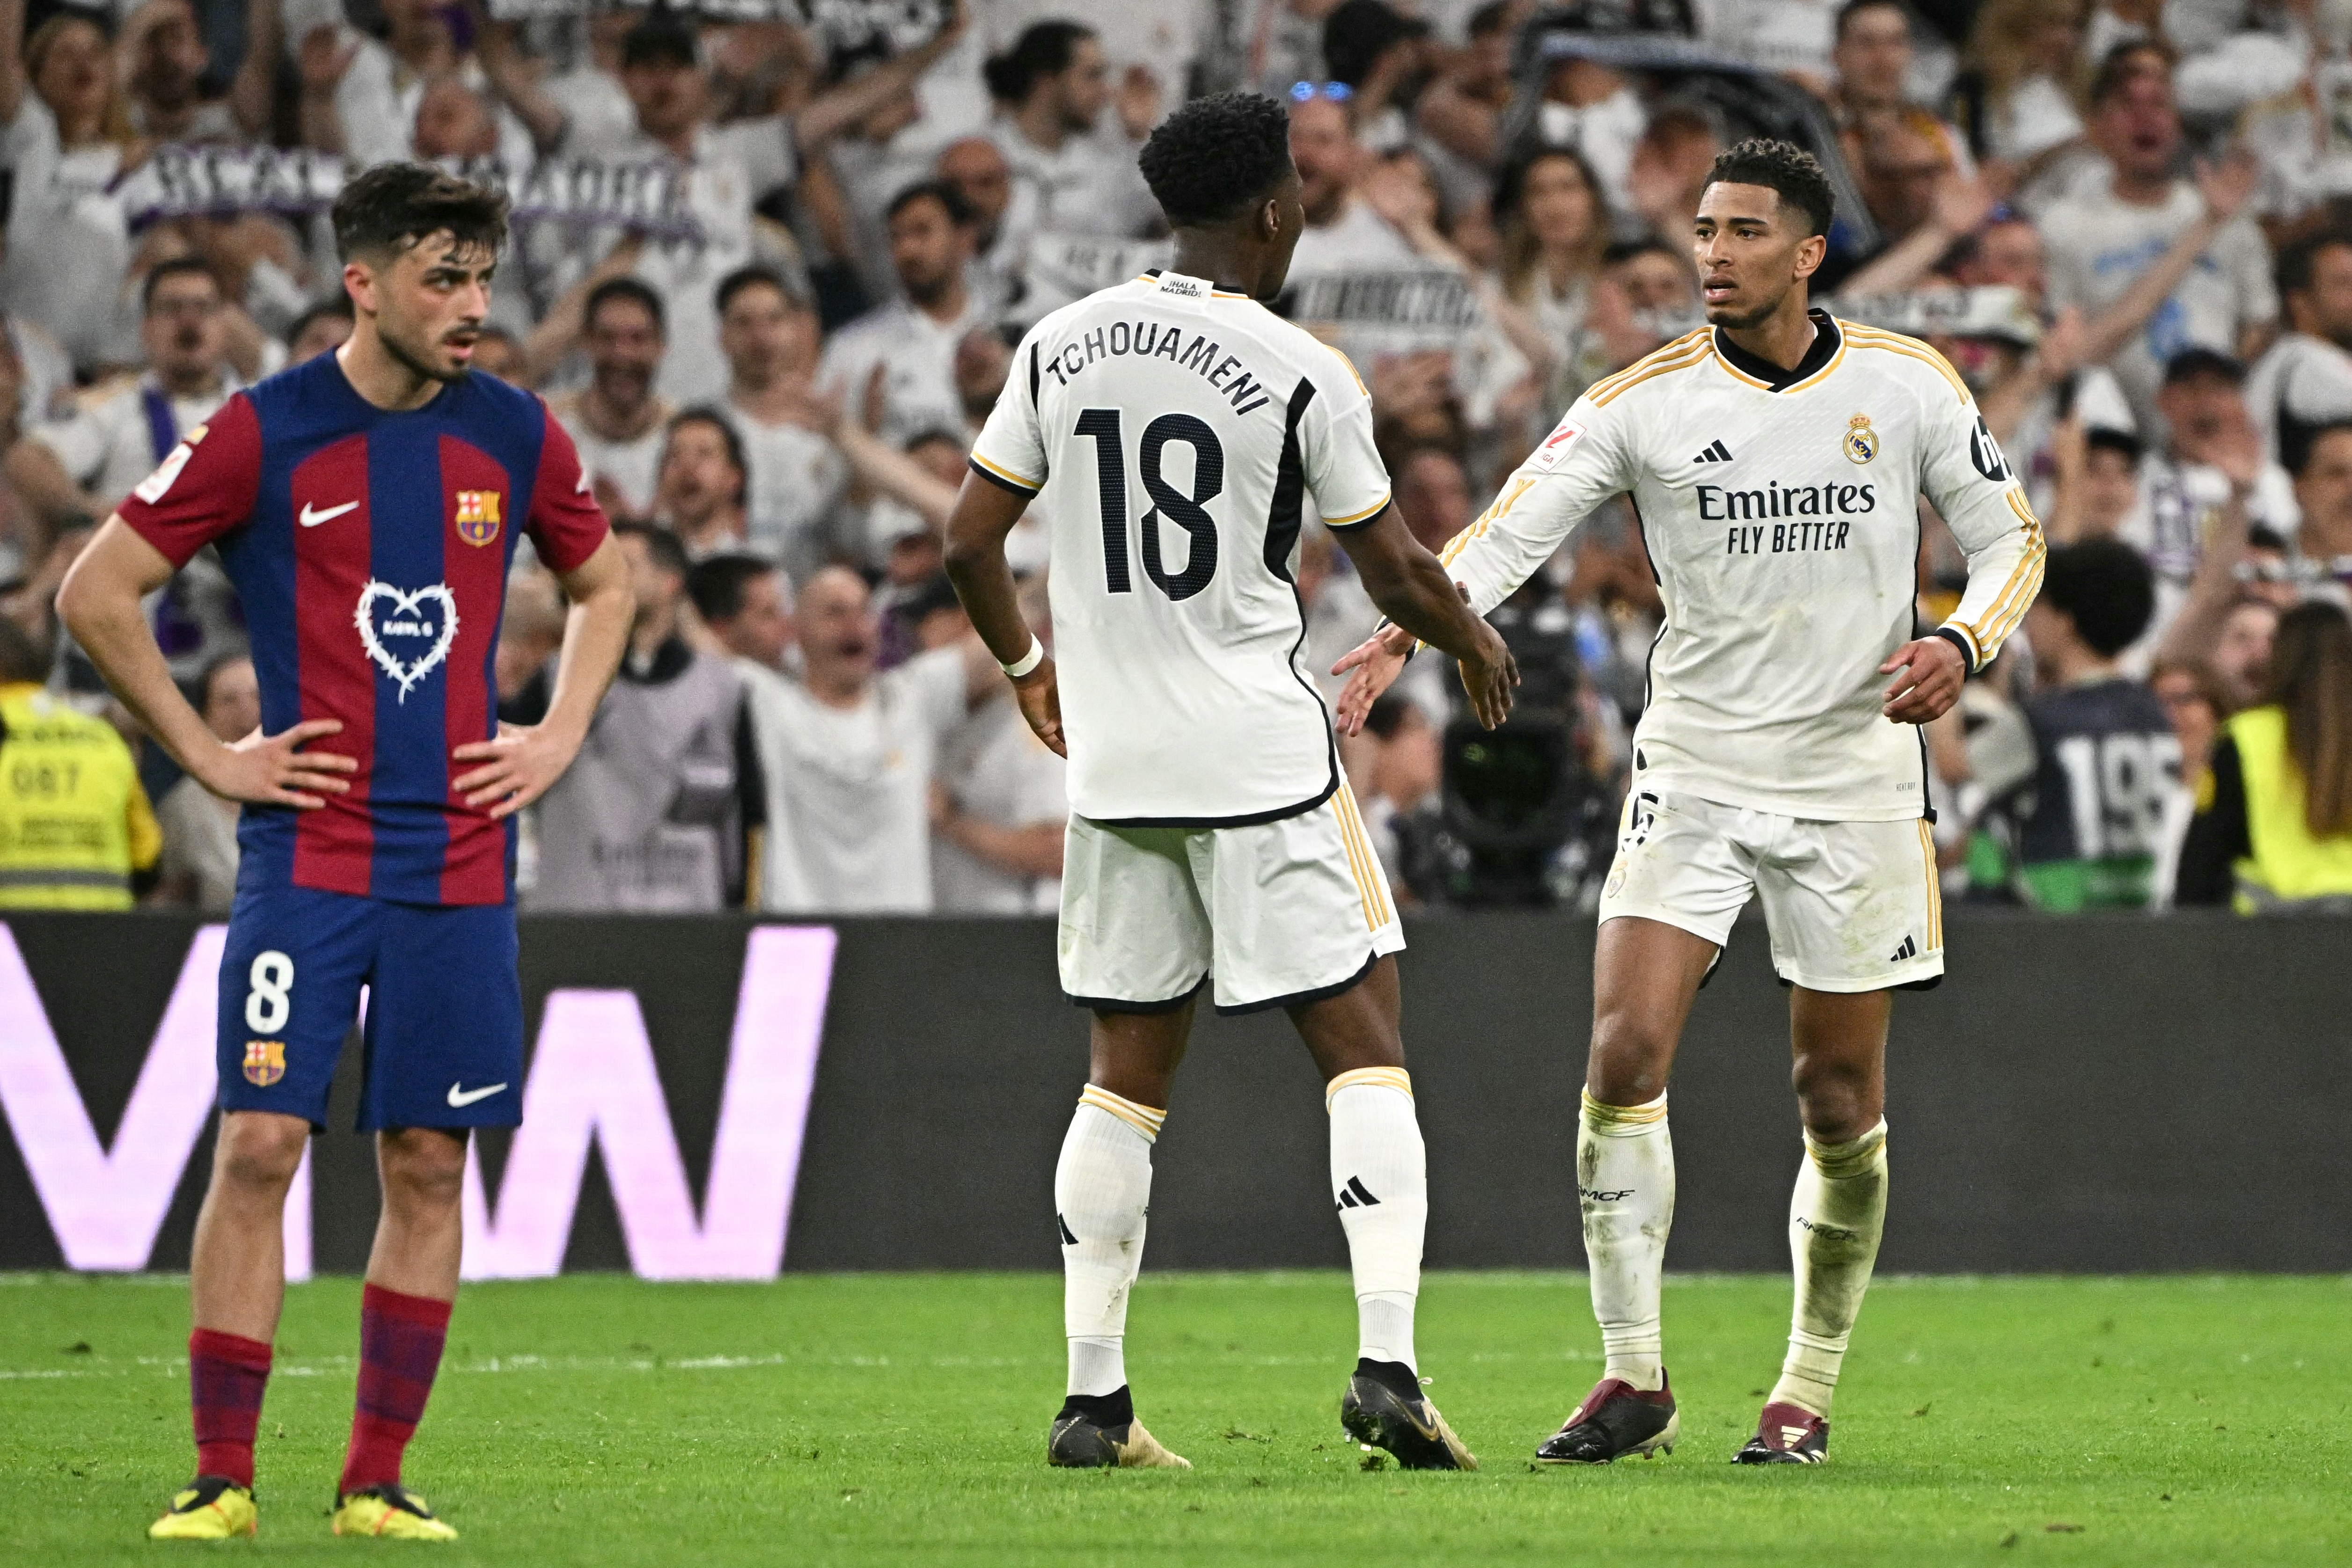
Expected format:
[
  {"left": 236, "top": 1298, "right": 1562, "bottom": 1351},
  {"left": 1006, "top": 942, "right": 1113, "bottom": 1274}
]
[
  {"left": 0, "top": 683, "right": 161, "bottom": 911},
  {"left": 2225, "top": 704, "right": 2352, "bottom": 913}
]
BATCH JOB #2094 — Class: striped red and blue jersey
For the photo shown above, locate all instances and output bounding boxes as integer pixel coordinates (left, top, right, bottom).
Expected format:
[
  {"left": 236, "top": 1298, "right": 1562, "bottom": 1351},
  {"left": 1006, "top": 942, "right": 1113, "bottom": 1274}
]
[{"left": 117, "top": 352, "right": 609, "bottom": 906}]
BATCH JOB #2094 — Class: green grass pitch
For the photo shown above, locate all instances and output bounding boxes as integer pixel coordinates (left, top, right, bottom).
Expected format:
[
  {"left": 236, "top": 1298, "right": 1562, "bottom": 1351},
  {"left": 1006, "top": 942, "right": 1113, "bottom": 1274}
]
[{"left": 4, "top": 1271, "right": 2349, "bottom": 1565}]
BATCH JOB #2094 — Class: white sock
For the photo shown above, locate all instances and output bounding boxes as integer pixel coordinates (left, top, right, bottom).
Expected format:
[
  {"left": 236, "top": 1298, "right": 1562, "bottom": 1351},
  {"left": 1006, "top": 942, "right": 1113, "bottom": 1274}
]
[
  {"left": 1055, "top": 1086, "right": 1162, "bottom": 1398},
  {"left": 1579, "top": 1090, "right": 1674, "bottom": 1392},
  {"left": 1770, "top": 1120, "right": 1889, "bottom": 1419},
  {"left": 1326, "top": 1067, "right": 1426, "bottom": 1373}
]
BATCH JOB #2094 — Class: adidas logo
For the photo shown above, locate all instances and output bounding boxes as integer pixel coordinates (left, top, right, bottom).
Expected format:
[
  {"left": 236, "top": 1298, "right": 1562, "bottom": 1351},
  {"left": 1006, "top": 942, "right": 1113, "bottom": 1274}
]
[
  {"left": 1334, "top": 1176, "right": 1381, "bottom": 1211},
  {"left": 1780, "top": 1425, "right": 1811, "bottom": 1446},
  {"left": 1057, "top": 1213, "right": 1078, "bottom": 1246},
  {"left": 1692, "top": 439, "right": 1733, "bottom": 463},
  {"left": 1890, "top": 934, "right": 1917, "bottom": 962}
]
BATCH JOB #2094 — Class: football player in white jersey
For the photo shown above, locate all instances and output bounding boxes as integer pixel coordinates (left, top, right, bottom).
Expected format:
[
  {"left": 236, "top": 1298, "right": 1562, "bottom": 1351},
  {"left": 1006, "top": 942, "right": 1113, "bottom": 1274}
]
[
  {"left": 1339, "top": 139, "right": 2046, "bottom": 1466},
  {"left": 945, "top": 93, "right": 1518, "bottom": 1472}
]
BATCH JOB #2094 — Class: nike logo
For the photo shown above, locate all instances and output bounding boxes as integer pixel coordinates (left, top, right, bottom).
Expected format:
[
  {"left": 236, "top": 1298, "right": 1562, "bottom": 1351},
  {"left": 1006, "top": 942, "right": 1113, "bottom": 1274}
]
[
  {"left": 446, "top": 1081, "right": 507, "bottom": 1108},
  {"left": 300, "top": 500, "right": 359, "bottom": 527}
]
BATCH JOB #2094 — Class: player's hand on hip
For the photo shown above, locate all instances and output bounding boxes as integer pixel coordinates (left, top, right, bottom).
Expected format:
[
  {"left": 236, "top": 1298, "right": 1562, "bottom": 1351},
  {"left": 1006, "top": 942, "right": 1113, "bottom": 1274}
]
[
  {"left": 201, "top": 718, "right": 355, "bottom": 809},
  {"left": 1331, "top": 623, "right": 1416, "bottom": 737},
  {"left": 1013, "top": 660, "right": 1065, "bottom": 758},
  {"left": 1881, "top": 635, "right": 1965, "bottom": 725},
  {"left": 453, "top": 722, "right": 580, "bottom": 819},
  {"left": 1458, "top": 622, "right": 1520, "bottom": 730}
]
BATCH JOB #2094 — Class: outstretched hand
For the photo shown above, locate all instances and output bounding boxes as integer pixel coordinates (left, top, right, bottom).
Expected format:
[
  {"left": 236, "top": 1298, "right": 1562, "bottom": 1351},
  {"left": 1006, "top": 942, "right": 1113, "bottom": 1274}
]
[{"left": 1332, "top": 623, "right": 1417, "bottom": 737}]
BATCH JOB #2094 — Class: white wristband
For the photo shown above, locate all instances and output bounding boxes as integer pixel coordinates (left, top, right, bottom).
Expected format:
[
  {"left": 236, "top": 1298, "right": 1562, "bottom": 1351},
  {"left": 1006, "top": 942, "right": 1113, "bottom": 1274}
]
[{"left": 1000, "top": 634, "right": 1045, "bottom": 679}]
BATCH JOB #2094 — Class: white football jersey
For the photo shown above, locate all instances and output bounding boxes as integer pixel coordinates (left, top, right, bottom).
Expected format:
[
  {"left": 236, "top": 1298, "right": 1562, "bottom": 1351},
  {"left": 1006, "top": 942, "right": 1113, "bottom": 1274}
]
[
  {"left": 1440, "top": 313, "right": 2046, "bottom": 821},
  {"left": 970, "top": 270, "right": 1391, "bottom": 824}
]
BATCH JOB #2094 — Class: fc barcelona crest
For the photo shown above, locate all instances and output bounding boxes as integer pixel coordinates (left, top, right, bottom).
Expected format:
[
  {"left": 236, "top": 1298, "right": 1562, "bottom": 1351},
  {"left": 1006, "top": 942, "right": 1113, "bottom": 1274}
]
[
  {"left": 242, "top": 1039, "right": 286, "bottom": 1087},
  {"left": 454, "top": 489, "right": 503, "bottom": 546},
  {"left": 1844, "top": 412, "right": 1878, "bottom": 465}
]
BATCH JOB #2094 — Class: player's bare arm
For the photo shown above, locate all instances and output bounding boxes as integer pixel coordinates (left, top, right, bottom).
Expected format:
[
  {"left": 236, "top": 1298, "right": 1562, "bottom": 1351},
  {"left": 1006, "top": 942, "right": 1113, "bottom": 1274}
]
[
  {"left": 452, "top": 530, "right": 632, "bottom": 818},
  {"left": 1329, "top": 506, "right": 1518, "bottom": 729},
  {"left": 943, "top": 473, "right": 1062, "bottom": 756},
  {"left": 58, "top": 518, "right": 357, "bottom": 809}
]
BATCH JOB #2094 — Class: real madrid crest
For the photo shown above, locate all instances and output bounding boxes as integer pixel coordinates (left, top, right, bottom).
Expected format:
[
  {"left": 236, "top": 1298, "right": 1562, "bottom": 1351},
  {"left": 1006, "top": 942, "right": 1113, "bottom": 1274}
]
[{"left": 1844, "top": 412, "right": 1877, "bottom": 465}]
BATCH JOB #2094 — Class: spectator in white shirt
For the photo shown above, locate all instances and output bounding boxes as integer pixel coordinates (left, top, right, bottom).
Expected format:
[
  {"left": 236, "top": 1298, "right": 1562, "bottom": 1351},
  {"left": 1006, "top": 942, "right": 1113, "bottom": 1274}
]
[
  {"left": 535, "top": 7, "right": 967, "bottom": 406},
  {"left": 936, "top": 135, "right": 1021, "bottom": 311},
  {"left": 714, "top": 264, "right": 846, "bottom": 577},
  {"left": 0, "top": 0, "right": 142, "bottom": 372},
  {"left": 653, "top": 407, "right": 753, "bottom": 561},
  {"left": 2247, "top": 231, "right": 2352, "bottom": 474},
  {"left": 739, "top": 563, "right": 998, "bottom": 914},
  {"left": 2041, "top": 44, "right": 2278, "bottom": 433},
  {"left": 21, "top": 259, "right": 238, "bottom": 519},
  {"left": 981, "top": 20, "right": 1158, "bottom": 241},
  {"left": 550, "top": 277, "right": 672, "bottom": 526},
  {"left": 819, "top": 180, "right": 985, "bottom": 446},
  {"left": 1962, "top": 0, "right": 2090, "bottom": 164},
  {"left": 1285, "top": 92, "right": 1417, "bottom": 278},
  {"left": 123, "top": 0, "right": 248, "bottom": 142},
  {"left": 689, "top": 553, "right": 794, "bottom": 675}
]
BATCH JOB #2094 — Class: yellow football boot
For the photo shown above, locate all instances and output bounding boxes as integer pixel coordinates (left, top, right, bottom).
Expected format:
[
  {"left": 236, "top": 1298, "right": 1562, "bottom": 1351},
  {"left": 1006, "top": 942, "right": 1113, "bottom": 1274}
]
[
  {"left": 330, "top": 1484, "right": 459, "bottom": 1541},
  {"left": 148, "top": 1476, "right": 258, "bottom": 1539}
]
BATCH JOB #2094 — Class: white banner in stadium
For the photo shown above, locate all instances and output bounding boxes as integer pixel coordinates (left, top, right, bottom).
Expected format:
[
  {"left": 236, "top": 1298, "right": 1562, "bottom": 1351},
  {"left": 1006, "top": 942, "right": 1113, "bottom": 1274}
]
[{"left": 0, "top": 925, "right": 835, "bottom": 1282}]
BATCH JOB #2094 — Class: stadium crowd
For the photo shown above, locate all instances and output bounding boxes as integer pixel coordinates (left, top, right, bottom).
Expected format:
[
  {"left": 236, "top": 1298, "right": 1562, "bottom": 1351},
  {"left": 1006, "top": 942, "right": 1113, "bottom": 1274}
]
[{"left": 0, "top": 0, "right": 2347, "bottom": 918}]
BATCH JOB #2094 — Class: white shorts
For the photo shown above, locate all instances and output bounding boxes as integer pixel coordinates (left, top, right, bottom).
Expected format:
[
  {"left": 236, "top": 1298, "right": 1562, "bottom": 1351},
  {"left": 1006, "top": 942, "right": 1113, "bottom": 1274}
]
[
  {"left": 1597, "top": 788, "right": 1944, "bottom": 993},
  {"left": 1059, "top": 786, "right": 1406, "bottom": 1014}
]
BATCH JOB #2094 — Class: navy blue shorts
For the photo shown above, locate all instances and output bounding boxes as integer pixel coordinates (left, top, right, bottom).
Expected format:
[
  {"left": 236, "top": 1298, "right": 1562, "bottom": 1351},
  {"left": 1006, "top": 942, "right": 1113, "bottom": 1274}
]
[{"left": 217, "top": 879, "right": 524, "bottom": 1132}]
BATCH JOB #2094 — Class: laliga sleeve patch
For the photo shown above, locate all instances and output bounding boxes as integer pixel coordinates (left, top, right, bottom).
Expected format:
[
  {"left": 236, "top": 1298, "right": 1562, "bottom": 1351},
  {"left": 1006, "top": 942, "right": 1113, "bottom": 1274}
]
[
  {"left": 1529, "top": 421, "right": 1585, "bottom": 472},
  {"left": 132, "top": 441, "right": 196, "bottom": 505}
]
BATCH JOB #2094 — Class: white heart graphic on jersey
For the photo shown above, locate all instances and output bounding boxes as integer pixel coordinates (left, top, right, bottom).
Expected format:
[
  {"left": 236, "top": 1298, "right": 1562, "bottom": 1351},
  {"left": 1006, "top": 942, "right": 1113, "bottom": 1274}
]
[{"left": 353, "top": 580, "right": 460, "bottom": 702}]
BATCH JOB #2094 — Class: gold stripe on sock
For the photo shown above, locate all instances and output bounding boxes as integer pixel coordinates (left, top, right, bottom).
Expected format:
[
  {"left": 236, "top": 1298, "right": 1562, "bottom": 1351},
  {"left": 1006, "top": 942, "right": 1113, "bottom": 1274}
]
[
  {"left": 1581, "top": 1089, "right": 1668, "bottom": 1129},
  {"left": 1804, "top": 1118, "right": 1888, "bottom": 1179},
  {"left": 1325, "top": 1065, "right": 1412, "bottom": 1110},
  {"left": 1080, "top": 1085, "right": 1166, "bottom": 1142}
]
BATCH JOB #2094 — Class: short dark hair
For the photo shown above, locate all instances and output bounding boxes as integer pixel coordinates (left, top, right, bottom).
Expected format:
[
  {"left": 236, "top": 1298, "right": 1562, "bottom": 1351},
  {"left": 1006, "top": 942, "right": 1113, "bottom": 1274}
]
[
  {"left": 1702, "top": 138, "right": 1835, "bottom": 237},
  {"left": 886, "top": 178, "right": 975, "bottom": 228},
  {"left": 1322, "top": 0, "right": 1429, "bottom": 90},
  {"left": 2084, "top": 426, "right": 2141, "bottom": 465},
  {"left": 331, "top": 161, "right": 509, "bottom": 263},
  {"left": 2161, "top": 347, "right": 2243, "bottom": 387},
  {"left": 613, "top": 519, "right": 689, "bottom": 580},
  {"left": 2288, "top": 417, "right": 2352, "bottom": 478},
  {"left": 688, "top": 553, "right": 783, "bottom": 625},
  {"left": 1465, "top": 0, "right": 1514, "bottom": 37},
  {"left": 665, "top": 406, "right": 747, "bottom": 505},
  {"left": 2040, "top": 538, "right": 2156, "bottom": 656},
  {"left": 2088, "top": 40, "right": 2174, "bottom": 109},
  {"left": 1602, "top": 236, "right": 1683, "bottom": 270},
  {"left": 1139, "top": 91, "right": 1295, "bottom": 227},
  {"left": 621, "top": 9, "right": 699, "bottom": 71},
  {"left": 141, "top": 256, "right": 218, "bottom": 313},
  {"left": 2274, "top": 228, "right": 2352, "bottom": 299},
  {"left": 982, "top": 21, "right": 1092, "bottom": 104},
  {"left": 0, "top": 612, "right": 47, "bottom": 684},
  {"left": 284, "top": 295, "right": 353, "bottom": 345},
  {"left": 715, "top": 263, "right": 800, "bottom": 318},
  {"left": 586, "top": 276, "right": 665, "bottom": 338},
  {"left": 1833, "top": 0, "right": 1906, "bottom": 43}
]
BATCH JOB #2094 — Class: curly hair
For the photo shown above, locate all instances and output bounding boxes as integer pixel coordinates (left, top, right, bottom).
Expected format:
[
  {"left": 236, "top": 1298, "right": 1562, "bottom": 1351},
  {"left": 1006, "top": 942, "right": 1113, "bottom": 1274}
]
[
  {"left": 1703, "top": 138, "right": 1835, "bottom": 238},
  {"left": 1138, "top": 92, "right": 1296, "bottom": 228}
]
